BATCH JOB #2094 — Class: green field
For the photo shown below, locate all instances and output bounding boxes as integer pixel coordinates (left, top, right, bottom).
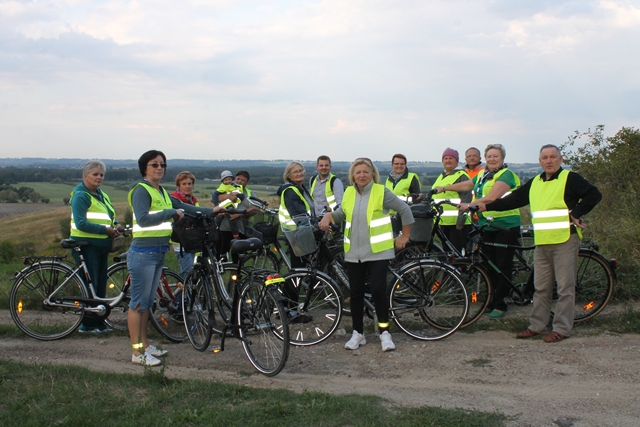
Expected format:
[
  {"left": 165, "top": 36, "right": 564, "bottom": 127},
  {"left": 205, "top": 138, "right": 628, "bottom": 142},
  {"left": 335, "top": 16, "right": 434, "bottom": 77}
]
[{"left": 17, "top": 182, "right": 280, "bottom": 206}]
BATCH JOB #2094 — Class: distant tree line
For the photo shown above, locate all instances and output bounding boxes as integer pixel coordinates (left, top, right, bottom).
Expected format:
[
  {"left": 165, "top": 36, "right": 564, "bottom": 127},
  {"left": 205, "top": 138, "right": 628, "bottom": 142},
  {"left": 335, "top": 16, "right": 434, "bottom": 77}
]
[{"left": 0, "top": 184, "right": 50, "bottom": 204}]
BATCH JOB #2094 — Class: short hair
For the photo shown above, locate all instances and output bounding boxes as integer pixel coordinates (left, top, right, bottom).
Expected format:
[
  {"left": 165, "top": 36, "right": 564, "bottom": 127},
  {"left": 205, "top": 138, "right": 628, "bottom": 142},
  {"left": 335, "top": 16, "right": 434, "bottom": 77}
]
[
  {"left": 539, "top": 144, "right": 561, "bottom": 156},
  {"left": 236, "top": 170, "right": 250, "bottom": 181},
  {"left": 391, "top": 153, "right": 407, "bottom": 164},
  {"left": 82, "top": 160, "right": 106, "bottom": 177},
  {"left": 484, "top": 144, "right": 506, "bottom": 159},
  {"left": 465, "top": 147, "right": 481, "bottom": 158},
  {"left": 316, "top": 155, "right": 331, "bottom": 165},
  {"left": 348, "top": 158, "right": 380, "bottom": 185},
  {"left": 137, "top": 150, "right": 167, "bottom": 177},
  {"left": 175, "top": 171, "right": 196, "bottom": 187},
  {"left": 283, "top": 161, "right": 305, "bottom": 183}
]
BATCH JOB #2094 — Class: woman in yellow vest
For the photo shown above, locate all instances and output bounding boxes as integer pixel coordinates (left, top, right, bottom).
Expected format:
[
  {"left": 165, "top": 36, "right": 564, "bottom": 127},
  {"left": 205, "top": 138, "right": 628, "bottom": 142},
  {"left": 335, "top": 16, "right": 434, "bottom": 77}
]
[
  {"left": 276, "top": 161, "right": 315, "bottom": 324},
  {"left": 70, "top": 160, "right": 121, "bottom": 334},
  {"left": 435, "top": 144, "right": 521, "bottom": 319},
  {"left": 320, "top": 158, "right": 414, "bottom": 352},
  {"left": 431, "top": 148, "right": 472, "bottom": 253},
  {"left": 127, "top": 150, "right": 221, "bottom": 366}
]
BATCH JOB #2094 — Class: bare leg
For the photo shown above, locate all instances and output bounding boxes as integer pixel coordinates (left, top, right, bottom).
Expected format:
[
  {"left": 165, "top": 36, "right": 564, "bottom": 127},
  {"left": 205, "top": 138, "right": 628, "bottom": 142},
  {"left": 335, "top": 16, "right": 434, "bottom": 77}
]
[{"left": 128, "top": 306, "right": 151, "bottom": 356}]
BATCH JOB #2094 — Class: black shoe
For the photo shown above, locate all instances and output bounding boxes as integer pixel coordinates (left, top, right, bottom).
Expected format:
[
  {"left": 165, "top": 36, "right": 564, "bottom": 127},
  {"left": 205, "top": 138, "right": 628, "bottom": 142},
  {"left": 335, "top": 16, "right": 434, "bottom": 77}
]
[{"left": 288, "top": 313, "right": 313, "bottom": 324}]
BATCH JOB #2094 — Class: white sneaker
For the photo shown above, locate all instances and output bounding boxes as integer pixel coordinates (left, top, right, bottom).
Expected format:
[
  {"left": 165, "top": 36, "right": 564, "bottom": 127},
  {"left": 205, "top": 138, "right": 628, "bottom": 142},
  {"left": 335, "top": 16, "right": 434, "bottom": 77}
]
[
  {"left": 145, "top": 344, "right": 168, "bottom": 357},
  {"left": 345, "top": 331, "right": 366, "bottom": 350},
  {"left": 131, "top": 352, "right": 161, "bottom": 367},
  {"left": 380, "top": 331, "right": 396, "bottom": 352}
]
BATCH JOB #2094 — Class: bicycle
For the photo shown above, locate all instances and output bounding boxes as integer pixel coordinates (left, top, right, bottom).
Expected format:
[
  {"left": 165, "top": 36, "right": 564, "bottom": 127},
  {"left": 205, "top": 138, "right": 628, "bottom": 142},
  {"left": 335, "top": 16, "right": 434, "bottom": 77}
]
[
  {"left": 10, "top": 239, "right": 131, "bottom": 341},
  {"left": 105, "top": 254, "right": 187, "bottom": 342},
  {"left": 176, "top": 211, "right": 290, "bottom": 376},
  {"left": 395, "top": 196, "right": 616, "bottom": 328}
]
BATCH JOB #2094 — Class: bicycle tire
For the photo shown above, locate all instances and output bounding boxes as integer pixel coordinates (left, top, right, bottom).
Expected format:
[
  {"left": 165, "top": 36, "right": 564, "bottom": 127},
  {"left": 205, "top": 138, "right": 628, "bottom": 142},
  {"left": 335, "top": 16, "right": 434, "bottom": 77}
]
[
  {"left": 389, "top": 260, "right": 468, "bottom": 340},
  {"left": 573, "top": 249, "right": 615, "bottom": 322},
  {"left": 449, "top": 260, "right": 492, "bottom": 328},
  {"left": 237, "top": 280, "right": 289, "bottom": 376},
  {"left": 182, "top": 270, "right": 214, "bottom": 351},
  {"left": 278, "top": 269, "right": 343, "bottom": 346},
  {"left": 149, "top": 268, "right": 188, "bottom": 342},
  {"left": 320, "top": 259, "right": 351, "bottom": 315},
  {"left": 104, "top": 261, "right": 131, "bottom": 331},
  {"left": 10, "top": 262, "right": 87, "bottom": 340}
]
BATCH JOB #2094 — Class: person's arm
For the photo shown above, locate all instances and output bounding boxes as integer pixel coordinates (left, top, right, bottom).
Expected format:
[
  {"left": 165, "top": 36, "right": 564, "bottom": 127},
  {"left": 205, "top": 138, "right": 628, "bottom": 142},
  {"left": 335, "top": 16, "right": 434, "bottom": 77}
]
[
  {"left": 454, "top": 175, "right": 472, "bottom": 228},
  {"left": 332, "top": 178, "right": 344, "bottom": 208},
  {"left": 170, "top": 197, "right": 219, "bottom": 215},
  {"left": 131, "top": 187, "right": 177, "bottom": 227},
  {"left": 384, "top": 188, "right": 414, "bottom": 248},
  {"left": 434, "top": 179, "right": 474, "bottom": 194},
  {"left": 566, "top": 172, "right": 602, "bottom": 219},
  {"left": 482, "top": 179, "right": 533, "bottom": 212}
]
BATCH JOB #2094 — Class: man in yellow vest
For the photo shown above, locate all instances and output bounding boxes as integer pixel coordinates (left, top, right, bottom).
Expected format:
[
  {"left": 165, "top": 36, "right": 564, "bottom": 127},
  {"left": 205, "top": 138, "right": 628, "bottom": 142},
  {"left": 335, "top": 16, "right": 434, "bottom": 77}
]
[
  {"left": 309, "top": 155, "right": 344, "bottom": 216},
  {"left": 473, "top": 145, "right": 601, "bottom": 343}
]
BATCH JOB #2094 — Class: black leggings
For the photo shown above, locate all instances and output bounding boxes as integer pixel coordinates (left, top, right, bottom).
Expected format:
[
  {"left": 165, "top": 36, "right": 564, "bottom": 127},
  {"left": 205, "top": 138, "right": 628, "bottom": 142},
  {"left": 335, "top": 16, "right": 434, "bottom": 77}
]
[
  {"left": 346, "top": 259, "right": 390, "bottom": 334},
  {"left": 482, "top": 226, "right": 520, "bottom": 311}
]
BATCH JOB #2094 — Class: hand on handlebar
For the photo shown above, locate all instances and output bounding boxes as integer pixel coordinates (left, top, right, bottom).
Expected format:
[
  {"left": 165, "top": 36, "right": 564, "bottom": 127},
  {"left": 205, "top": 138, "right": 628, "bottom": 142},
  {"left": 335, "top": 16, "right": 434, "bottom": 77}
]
[{"left": 318, "top": 213, "right": 334, "bottom": 232}]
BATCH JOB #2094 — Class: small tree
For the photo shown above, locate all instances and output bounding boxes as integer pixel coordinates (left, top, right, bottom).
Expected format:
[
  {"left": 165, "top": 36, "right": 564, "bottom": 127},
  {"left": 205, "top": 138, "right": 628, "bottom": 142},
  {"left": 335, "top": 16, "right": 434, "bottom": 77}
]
[{"left": 63, "top": 197, "right": 70, "bottom": 205}]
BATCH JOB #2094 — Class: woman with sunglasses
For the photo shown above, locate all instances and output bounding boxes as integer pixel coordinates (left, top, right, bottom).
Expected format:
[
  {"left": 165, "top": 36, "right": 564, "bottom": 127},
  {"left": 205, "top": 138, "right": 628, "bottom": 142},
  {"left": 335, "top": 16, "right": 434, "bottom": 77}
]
[
  {"left": 127, "top": 150, "right": 221, "bottom": 366},
  {"left": 320, "top": 158, "right": 414, "bottom": 352},
  {"left": 434, "top": 144, "right": 521, "bottom": 319}
]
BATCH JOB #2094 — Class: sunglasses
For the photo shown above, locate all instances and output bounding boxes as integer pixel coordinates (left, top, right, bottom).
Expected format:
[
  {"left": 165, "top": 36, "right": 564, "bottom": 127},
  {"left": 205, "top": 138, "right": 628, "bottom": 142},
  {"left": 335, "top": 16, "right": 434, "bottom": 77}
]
[
  {"left": 355, "top": 157, "right": 373, "bottom": 165},
  {"left": 148, "top": 163, "right": 167, "bottom": 169}
]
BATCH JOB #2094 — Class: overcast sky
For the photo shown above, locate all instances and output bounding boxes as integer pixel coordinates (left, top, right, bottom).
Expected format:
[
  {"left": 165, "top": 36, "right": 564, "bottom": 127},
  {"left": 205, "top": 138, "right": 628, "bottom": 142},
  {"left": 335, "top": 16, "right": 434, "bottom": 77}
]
[{"left": 1, "top": 0, "right": 639, "bottom": 163}]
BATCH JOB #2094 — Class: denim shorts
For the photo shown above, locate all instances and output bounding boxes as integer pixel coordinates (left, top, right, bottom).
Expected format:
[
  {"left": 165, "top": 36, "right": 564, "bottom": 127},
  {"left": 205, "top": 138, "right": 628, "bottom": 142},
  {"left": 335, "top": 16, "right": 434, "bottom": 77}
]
[{"left": 126, "top": 249, "right": 166, "bottom": 312}]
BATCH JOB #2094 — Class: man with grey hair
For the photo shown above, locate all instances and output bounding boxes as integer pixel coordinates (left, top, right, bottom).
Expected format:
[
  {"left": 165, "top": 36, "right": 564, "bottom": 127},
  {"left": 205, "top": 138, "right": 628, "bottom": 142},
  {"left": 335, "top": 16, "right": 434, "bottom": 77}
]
[{"left": 472, "top": 144, "right": 601, "bottom": 343}]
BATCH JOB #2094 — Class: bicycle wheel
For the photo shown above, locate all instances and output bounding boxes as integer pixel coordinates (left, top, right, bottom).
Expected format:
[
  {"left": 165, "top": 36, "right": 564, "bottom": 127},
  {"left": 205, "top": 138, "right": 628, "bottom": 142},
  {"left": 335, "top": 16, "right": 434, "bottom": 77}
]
[
  {"left": 10, "top": 262, "right": 87, "bottom": 340},
  {"left": 278, "top": 270, "right": 343, "bottom": 346},
  {"left": 149, "top": 268, "right": 188, "bottom": 342},
  {"left": 182, "top": 270, "right": 213, "bottom": 351},
  {"left": 243, "top": 248, "right": 281, "bottom": 273},
  {"left": 321, "top": 259, "right": 351, "bottom": 315},
  {"left": 237, "top": 280, "right": 289, "bottom": 376},
  {"left": 449, "top": 260, "right": 492, "bottom": 328},
  {"left": 104, "top": 262, "right": 130, "bottom": 331},
  {"left": 389, "top": 260, "right": 468, "bottom": 340},
  {"left": 573, "top": 250, "right": 615, "bottom": 322},
  {"left": 214, "top": 263, "right": 245, "bottom": 335}
]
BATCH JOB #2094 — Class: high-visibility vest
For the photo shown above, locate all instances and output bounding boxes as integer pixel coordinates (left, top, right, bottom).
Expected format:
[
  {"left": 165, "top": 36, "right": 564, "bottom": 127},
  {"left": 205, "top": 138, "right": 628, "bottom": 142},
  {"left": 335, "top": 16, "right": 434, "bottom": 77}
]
[
  {"left": 70, "top": 190, "right": 116, "bottom": 239},
  {"left": 432, "top": 170, "right": 472, "bottom": 226},
  {"left": 385, "top": 172, "right": 420, "bottom": 202},
  {"left": 530, "top": 170, "right": 580, "bottom": 244},
  {"left": 217, "top": 183, "right": 242, "bottom": 209},
  {"left": 128, "top": 182, "right": 173, "bottom": 238},
  {"left": 475, "top": 168, "right": 521, "bottom": 224},
  {"left": 310, "top": 173, "right": 337, "bottom": 210},
  {"left": 342, "top": 183, "right": 394, "bottom": 253},
  {"left": 278, "top": 184, "right": 311, "bottom": 230}
]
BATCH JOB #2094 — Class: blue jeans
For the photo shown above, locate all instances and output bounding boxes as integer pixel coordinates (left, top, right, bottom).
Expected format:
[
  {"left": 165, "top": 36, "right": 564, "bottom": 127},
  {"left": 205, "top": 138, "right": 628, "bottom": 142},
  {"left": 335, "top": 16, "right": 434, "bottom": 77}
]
[
  {"left": 127, "top": 249, "right": 165, "bottom": 312},
  {"left": 173, "top": 245, "right": 195, "bottom": 278}
]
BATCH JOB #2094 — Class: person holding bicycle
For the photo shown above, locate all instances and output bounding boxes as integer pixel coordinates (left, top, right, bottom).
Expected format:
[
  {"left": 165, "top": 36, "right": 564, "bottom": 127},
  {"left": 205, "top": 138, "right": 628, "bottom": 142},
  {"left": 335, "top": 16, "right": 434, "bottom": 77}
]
[
  {"left": 320, "top": 157, "right": 414, "bottom": 352},
  {"left": 127, "top": 150, "right": 221, "bottom": 366},
  {"left": 70, "top": 160, "right": 121, "bottom": 334},
  {"left": 431, "top": 148, "right": 472, "bottom": 253},
  {"left": 170, "top": 171, "right": 200, "bottom": 278},
  {"left": 474, "top": 145, "right": 602, "bottom": 343},
  {"left": 436, "top": 143, "right": 521, "bottom": 319},
  {"left": 277, "top": 161, "right": 315, "bottom": 323}
]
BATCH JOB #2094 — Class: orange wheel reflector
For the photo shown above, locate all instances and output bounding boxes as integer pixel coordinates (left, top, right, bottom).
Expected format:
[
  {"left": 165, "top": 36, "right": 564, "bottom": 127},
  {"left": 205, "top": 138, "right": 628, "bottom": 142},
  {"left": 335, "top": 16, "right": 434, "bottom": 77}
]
[
  {"left": 108, "top": 283, "right": 115, "bottom": 289},
  {"left": 431, "top": 280, "right": 441, "bottom": 292},
  {"left": 176, "top": 283, "right": 184, "bottom": 290},
  {"left": 160, "top": 316, "right": 169, "bottom": 327},
  {"left": 583, "top": 301, "right": 595, "bottom": 310},
  {"left": 471, "top": 292, "right": 478, "bottom": 303},
  {"left": 74, "top": 301, "right": 80, "bottom": 306},
  {"left": 17, "top": 300, "right": 23, "bottom": 314}
]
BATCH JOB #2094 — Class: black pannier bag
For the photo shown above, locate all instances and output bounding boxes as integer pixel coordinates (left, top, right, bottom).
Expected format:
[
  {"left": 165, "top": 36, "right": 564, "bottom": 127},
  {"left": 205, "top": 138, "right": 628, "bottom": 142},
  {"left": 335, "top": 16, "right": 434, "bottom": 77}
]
[
  {"left": 409, "top": 203, "right": 435, "bottom": 242},
  {"left": 171, "top": 215, "right": 219, "bottom": 253}
]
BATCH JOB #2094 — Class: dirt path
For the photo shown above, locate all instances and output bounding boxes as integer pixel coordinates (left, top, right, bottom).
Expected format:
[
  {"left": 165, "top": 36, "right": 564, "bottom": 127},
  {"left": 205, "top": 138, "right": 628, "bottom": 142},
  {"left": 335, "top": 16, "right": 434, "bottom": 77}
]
[{"left": 1, "top": 307, "right": 639, "bottom": 427}]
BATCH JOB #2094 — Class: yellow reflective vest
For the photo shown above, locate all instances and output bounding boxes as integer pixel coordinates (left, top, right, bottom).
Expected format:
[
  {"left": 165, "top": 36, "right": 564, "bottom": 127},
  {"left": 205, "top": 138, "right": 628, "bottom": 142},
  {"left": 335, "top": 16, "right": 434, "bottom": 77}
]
[
  {"left": 530, "top": 170, "right": 580, "bottom": 244},
  {"left": 342, "top": 183, "right": 394, "bottom": 253},
  {"left": 128, "top": 182, "right": 173, "bottom": 238}
]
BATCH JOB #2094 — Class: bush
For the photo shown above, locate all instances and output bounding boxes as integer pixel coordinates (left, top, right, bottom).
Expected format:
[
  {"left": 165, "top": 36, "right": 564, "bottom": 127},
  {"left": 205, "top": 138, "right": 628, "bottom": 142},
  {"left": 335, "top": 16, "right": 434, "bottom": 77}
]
[
  {"left": 59, "top": 218, "right": 71, "bottom": 239},
  {"left": 0, "top": 241, "right": 18, "bottom": 263},
  {"left": 561, "top": 125, "right": 640, "bottom": 298}
]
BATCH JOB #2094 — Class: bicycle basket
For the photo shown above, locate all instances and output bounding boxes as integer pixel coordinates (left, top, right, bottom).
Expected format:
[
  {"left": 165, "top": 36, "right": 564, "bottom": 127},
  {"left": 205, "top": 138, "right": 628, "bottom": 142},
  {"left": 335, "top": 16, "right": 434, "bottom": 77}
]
[
  {"left": 410, "top": 204, "right": 435, "bottom": 242},
  {"left": 171, "top": 215, "right": 219, "bottom": 253},
  {"left": 254, "top": 221, "right": 278, "bottom": 245},
  {"left": 281, "top": 215, "right": 317, "bottom": 257}
]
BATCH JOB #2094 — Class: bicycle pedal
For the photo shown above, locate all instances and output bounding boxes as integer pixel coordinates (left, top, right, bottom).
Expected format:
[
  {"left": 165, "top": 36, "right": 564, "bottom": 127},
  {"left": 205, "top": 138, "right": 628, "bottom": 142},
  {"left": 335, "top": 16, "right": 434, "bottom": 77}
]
[
  {"left": 503, "top": 297, "right": 514, "bottom": 304},
  {"left": 210, "top": 346, "right": 222, "bottom": 353}
]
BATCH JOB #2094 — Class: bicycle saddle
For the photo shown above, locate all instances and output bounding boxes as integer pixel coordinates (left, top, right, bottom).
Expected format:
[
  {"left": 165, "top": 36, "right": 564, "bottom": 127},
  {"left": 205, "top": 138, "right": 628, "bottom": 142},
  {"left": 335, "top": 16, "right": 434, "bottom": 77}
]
[{"left": 229, "top": 237, "right": 263, "bottom": 254}]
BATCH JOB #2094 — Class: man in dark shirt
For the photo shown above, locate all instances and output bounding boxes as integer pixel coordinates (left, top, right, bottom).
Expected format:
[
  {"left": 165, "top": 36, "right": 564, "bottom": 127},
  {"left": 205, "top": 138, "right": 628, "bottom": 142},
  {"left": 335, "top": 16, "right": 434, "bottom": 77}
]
[{"left": 471, "top": 144, "right": 601, "bottom": 343}]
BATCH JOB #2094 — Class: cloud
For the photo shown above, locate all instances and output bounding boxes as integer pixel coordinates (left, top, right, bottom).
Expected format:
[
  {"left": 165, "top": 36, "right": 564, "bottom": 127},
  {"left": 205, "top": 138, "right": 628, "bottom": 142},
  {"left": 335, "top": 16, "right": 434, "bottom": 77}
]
[{"left": 330, "top": 119, "right": 367, "bottom": 133}]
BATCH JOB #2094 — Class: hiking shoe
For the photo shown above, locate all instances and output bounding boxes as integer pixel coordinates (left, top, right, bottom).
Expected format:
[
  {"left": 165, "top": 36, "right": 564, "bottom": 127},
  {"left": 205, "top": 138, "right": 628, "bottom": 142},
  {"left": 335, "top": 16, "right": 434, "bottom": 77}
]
[
  {"left": 78, "top": 325, "right": 108, "bottom": 334},
  {"left": 289, "top": 313, "right": 313, "bottom": 324},
  {"left": 380, "top": 331, "right": 396, "bottom": 352},
  {"left": 145, "top": 344, "right": 168, "bottom": 357},
  {"left": 345, "top": 331, "right": 366, "bottom": 350},
  {"left": 131, "top": 352, "right": 161, "bottom": 367},
  {"left": 488, "top": 309, "right": 507, "bottom": 319}
]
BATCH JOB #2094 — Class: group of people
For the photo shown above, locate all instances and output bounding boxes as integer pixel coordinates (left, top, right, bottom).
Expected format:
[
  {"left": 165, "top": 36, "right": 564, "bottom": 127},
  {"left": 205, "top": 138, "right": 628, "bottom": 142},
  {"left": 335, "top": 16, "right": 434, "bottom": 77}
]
[{"left": 68, "top": 143, "right": 600, "bottom": 366}]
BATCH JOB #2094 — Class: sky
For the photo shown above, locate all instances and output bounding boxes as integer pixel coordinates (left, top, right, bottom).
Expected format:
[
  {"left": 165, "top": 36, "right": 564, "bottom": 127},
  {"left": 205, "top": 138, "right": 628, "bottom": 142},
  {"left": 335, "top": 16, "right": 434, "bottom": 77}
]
[{"left": 1, "top": 0, "right": 639, "bottom": 163}]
